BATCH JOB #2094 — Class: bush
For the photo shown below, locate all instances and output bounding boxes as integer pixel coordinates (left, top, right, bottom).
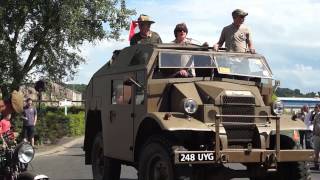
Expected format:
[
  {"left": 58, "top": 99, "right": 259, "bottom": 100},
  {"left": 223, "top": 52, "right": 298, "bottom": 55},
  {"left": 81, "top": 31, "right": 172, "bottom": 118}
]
[
  {"left": 36, "top": 111, "right": 68, "bottom": 144},
  {"left": 67, "top": 112, "right": 85, "bottom": 136}
]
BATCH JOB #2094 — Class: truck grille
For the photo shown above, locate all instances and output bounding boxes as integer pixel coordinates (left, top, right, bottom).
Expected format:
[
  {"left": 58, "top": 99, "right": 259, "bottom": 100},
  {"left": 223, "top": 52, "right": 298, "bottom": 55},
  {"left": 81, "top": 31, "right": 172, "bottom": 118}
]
[
  {"left": 220, "top": 96, "right": 258, "bottom": 148},
  {"left": 221, "top": 106, "right": 254, "bottom": 123},
  {"left": 222, "top": 96, "right": 255, "bottom": 105}
]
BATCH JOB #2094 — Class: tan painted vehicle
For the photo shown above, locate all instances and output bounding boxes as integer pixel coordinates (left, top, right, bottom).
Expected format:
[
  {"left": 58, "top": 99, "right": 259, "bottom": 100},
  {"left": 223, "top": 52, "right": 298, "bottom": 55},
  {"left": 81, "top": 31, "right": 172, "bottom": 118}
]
[{"left": 84, "top": 44, "right": 313, "bottom": 180}]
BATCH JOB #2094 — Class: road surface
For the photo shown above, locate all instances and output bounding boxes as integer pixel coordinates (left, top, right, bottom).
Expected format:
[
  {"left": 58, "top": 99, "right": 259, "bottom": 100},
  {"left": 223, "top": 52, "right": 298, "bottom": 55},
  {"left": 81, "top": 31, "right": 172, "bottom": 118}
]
[{"left": 30, "top": 138, "right": 320, "bottom": 180}]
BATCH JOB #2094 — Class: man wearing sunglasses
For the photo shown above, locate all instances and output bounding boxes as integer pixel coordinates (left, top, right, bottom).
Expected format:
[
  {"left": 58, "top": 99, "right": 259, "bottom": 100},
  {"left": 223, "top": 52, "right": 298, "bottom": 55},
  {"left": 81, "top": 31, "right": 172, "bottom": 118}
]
[
  {"left": 213, "top": 9, "right": 255, "bottom": 53},
  {"left": 130, "top": 14, "right": 162, "bottom": 46}
]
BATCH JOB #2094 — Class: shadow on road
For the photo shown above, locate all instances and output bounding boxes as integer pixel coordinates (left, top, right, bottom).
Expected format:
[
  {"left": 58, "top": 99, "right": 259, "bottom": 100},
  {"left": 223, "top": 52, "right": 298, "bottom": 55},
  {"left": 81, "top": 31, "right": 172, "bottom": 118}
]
[
  {"left": 59, "top": 154, "right": 85, "bottom": 157},
  {"left": 70, "top": 179, "right": 137, "bottom": 180},
  {"left": 311, "top": 170, "right": 320, "bottom": 174}
]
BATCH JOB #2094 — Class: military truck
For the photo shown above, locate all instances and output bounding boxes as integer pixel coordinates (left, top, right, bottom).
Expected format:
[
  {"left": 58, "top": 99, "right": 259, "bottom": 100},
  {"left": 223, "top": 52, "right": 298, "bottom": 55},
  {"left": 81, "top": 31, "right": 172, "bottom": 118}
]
[{"left": 83, "top": 44, "right": 313, "bottom": 180}]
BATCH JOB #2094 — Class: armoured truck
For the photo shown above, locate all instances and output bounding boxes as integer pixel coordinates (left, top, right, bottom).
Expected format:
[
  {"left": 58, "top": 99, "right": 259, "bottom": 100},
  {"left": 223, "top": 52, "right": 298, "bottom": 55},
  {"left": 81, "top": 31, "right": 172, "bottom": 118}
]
[{"left": 84, "top": 44, "right": 313, "bottom": 180}]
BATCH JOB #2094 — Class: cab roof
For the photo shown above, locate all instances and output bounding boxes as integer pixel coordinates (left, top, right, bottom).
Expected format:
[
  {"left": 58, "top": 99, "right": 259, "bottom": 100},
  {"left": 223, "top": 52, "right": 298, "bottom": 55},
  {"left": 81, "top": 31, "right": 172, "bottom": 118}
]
[{"left": 92, "top": 43, "right": 267, "bottom": 78}]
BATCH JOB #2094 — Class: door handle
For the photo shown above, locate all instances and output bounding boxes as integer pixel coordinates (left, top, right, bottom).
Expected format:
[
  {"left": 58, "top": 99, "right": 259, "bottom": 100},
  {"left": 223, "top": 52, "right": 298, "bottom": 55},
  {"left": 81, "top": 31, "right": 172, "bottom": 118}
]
[{"left": 110, "top": 110, "right": 116, "bottom": 123}]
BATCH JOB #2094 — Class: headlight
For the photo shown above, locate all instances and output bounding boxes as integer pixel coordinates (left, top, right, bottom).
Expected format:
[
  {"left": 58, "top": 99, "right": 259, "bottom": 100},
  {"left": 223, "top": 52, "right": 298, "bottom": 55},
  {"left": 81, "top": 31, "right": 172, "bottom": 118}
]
[
  {"left": 272, "top": 100, "right": 284, "bottom": 115},
  {"left": 17, "top": 143, "right": 35, "bottom": 163},
  {"left": 183, "top": 98, "right": 198, "bottom": 114}
]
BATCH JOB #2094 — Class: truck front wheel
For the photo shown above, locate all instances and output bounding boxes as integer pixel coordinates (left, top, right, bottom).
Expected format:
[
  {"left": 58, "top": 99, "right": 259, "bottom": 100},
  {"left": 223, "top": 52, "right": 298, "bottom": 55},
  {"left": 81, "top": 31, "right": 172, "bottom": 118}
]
[
  {"left": 138, "top": 136, "right": 174, "bottom": 180},
  {"left": 250, "top": 161, "right": 310, "bottom": 180},
  {"left": 91, "top": 132, "right": 121, "bottom": 180},
  {"left": 275, "top": 161, "right": 310, "bottom": 180}
]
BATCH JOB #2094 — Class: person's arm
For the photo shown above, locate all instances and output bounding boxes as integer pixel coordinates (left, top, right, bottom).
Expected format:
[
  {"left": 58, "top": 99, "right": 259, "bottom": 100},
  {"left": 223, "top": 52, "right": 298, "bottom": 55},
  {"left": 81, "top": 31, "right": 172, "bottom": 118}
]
[
  {"left": 34, "top": 108, "right": 37, "bottom": 126},
  {"left": 247, "top": 39, "right": 255, "bottom": 53},
  {"left": 246, "top": 30, "right": 255, "bottom": 53},
  {"left": 130, "top": 35, "right": 137, "bottom": 46},
  {"left": 213, "top": 28, "right": 225, "bottom": 51}
]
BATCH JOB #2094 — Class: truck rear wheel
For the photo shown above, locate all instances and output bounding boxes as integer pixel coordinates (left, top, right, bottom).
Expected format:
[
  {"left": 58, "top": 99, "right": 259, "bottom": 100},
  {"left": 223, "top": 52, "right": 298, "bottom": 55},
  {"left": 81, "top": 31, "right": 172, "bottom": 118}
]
[
  {"left": 91, "top": 132, "right": 121, "bottom": 180},
  {"left": 138, "top": 136, "right": 174, "bottom": 180}
]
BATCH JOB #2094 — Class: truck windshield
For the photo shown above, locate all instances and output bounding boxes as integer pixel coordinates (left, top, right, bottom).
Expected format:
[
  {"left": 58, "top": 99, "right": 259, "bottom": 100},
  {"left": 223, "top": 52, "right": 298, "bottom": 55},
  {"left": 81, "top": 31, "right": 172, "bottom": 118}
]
[
  {"left": 159, "top": 52, "right": 215, "bottom": 68},
  {"left": 215, "top": 55, "right": 272, "bottom": 78},
  {"left": 158, "top": 51, "right": 272, "bottom": 79}
]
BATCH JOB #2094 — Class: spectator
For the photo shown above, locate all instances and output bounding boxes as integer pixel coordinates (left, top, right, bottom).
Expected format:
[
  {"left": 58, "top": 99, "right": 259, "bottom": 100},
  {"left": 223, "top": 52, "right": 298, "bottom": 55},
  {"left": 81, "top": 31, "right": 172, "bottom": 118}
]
[
  {"left": 130, "top": 14, "right": 162, "bottom": 45},
  {"left": 311, "top": 104, "right": 320, "bottom": 170},
  {"left": 22, "top": 98, "right": 37, "bottom": 147},
  {"left": 296, "top": 105, "right": 311, "bottom": 148},
  {"left": 213, "top": 9, "right": 255, "bottom": 53},
  {"left": 0, "top": 114, "right": 12, "bottom": 148},
  {"left": 0, "top": 113, "right": 11, "bottom": 134},
  {"left": 304, "top": 106, "right": 315, "bottom": 149}
]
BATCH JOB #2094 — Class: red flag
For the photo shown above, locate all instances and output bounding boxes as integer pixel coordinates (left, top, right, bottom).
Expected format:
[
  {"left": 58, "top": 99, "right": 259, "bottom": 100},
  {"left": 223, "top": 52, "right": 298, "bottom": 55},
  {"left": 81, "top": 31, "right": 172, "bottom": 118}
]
[{"left": 129, "top": 21, "right": 138, "bottom": 41}]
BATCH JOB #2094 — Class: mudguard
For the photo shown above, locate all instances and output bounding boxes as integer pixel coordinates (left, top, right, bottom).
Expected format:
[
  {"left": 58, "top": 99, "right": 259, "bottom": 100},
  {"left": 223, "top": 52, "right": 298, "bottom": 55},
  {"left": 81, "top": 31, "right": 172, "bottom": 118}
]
[{"left": 144, "top": 112, "right": 212, "bottom": 131}]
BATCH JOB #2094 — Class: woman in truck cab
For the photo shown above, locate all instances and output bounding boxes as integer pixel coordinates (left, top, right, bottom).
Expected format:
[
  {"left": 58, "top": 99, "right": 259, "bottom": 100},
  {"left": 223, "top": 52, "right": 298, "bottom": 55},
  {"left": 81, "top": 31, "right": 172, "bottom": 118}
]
[{"left": 171, "top": 23, "right": 195, "bottom": 77}]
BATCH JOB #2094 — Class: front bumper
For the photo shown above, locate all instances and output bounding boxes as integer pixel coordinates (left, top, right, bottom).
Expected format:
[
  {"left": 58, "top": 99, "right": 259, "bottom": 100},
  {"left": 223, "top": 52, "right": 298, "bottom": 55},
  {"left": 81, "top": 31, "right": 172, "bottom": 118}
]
[{"left": 174, "top": 149, "right": 314, "bottom": 164}]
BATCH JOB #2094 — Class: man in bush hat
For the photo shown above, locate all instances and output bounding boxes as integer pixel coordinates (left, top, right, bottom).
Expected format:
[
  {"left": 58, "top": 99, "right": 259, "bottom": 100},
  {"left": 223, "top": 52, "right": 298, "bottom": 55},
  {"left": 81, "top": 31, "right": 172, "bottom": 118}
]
[
  {"left": 0, "top": 90, "right": 24, "bottom": 117},
  {"left": 213, "top": 9, "right": 255, "bottom": 53},
  {"left": 130, "top": 14, "right": 162, "bottom": 45}
]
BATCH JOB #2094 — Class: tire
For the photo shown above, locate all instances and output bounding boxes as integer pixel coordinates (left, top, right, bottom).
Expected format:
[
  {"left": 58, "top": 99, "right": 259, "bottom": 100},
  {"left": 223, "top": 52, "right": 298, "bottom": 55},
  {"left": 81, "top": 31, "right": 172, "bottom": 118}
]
[
  {"left": 138, "top": 135, "right": 174, "bottom": 180},
  {"left": 275, "top": 161, "right": 311, "bottom": 180},
  {"left": 250, "top": 162, "right": 311, "bottom": 180},
  {"left": 17, "top": 171, "right": 36, "bottom": 180},
  {"left": 91, "top": 132, "right": 121, "bottom": 180}
]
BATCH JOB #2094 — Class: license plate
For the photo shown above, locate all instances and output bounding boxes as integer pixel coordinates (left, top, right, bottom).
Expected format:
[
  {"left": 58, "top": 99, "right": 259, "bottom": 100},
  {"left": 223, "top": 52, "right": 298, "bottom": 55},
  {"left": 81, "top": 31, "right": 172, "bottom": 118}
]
[{"left": 178, "top": 152, "right": 215, "bottom": 162}]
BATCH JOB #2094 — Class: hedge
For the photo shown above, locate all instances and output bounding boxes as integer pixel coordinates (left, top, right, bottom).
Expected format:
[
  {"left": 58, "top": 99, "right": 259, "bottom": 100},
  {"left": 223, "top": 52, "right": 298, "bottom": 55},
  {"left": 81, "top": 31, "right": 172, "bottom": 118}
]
[{"left": 12, "top": 106, "right": 85, "bottom": 145}]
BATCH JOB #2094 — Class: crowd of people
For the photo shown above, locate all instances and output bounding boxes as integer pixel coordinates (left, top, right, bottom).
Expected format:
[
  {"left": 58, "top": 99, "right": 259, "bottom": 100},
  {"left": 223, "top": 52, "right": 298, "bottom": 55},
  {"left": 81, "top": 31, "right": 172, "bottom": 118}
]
[
  {"left": 296, "top": 104, "right": 320, "bottom": 170},
  {"left": 129, "top": 9, "right": 255, "bottom": 54}
]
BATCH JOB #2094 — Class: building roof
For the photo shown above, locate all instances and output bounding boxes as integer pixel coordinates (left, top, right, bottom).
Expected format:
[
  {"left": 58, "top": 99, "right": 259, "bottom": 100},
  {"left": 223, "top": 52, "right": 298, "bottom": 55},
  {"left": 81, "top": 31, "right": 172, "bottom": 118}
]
[{"left": 278, "top": 97, "right": 320, "bottom": 108}]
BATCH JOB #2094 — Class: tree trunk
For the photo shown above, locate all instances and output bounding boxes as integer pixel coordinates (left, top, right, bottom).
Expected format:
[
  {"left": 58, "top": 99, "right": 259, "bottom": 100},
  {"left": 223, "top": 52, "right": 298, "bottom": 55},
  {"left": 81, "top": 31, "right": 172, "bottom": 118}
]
[{"left": 0, "top": 85, "right": 10, "bottom": 99}]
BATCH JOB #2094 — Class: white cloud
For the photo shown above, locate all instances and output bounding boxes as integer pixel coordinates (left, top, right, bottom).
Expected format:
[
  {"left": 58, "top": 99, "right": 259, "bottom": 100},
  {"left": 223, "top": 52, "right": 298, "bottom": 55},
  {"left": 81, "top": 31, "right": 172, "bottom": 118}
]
[{"left": 274, "top": 64, "right": 320, "bottom": 93}]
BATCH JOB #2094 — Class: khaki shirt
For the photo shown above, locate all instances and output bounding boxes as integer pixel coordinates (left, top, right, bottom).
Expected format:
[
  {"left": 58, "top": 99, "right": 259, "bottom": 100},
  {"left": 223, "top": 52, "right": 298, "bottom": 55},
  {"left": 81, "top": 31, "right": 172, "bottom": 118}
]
[
  {"left": 218, "top": 23, "right": 252, "bottom": 52},
  {"left": 171, "top": 38, "right": 195, "bottom": 76},
  {"left": 130, "top": 31, "right": 162, "bottom": 45}
]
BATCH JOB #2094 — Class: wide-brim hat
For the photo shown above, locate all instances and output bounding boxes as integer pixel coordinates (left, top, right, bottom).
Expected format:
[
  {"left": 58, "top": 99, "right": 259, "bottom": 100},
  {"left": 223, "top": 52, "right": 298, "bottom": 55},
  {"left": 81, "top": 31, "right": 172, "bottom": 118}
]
[
  {"left": 11, "top": 90, "right": 24, "bottom": 113},
  {"left": 232, "top": 9, "right": 248, "bottom": 18},
  {"left": 137, "top": 14, "right": 155, "bottom": 24}
]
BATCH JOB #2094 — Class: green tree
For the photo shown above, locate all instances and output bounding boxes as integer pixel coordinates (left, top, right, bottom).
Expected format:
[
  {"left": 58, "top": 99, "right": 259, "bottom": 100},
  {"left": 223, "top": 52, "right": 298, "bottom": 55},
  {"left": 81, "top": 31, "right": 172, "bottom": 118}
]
[{"left": 0, "top": 0, "right": 135, "bottom": 98}]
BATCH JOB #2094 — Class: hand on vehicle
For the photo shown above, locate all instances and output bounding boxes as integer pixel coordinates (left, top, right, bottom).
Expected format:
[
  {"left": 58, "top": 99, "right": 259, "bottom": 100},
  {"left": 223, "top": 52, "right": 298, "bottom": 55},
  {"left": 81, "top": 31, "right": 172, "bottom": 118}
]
[
  {"left": 212, "top": 44, "right": 219, "bottom": 51},
  {"left": 249, "top": 48, "right": 256, "bottom": 54},
  {"left": 179, "top": 69, "right": 189, "bottom": 77},
  {"left": 202, "top": 42, "right": 209, "bottom": 47}
]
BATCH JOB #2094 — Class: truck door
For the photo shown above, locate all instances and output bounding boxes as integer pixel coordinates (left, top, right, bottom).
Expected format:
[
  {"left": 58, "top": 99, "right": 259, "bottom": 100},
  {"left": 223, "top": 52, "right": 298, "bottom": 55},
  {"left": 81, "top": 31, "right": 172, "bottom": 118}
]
[{"left": 105, "top": 73, "right": 134, "bottom": 161}]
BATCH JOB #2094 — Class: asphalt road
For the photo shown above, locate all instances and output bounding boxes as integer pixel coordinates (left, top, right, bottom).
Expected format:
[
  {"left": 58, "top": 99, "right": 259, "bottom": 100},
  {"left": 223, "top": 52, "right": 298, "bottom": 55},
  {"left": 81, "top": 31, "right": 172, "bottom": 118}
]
[{"left": 30, "top": 139, "right": 320, "bottom": 180}]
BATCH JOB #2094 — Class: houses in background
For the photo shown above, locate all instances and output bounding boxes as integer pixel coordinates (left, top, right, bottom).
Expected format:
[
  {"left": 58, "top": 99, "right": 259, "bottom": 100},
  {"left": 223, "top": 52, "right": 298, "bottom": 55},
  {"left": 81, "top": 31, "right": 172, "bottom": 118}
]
[
  {"left": 278, "top": 96, "right": 320, "bottom": 114},
  {"left": 20, "top": 82, "right": 83, "bottom": 106}
]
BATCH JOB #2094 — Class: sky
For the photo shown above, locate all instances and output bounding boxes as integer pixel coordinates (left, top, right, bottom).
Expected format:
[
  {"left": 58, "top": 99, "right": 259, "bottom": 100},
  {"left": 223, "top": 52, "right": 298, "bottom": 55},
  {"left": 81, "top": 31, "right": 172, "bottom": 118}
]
[{"left": 69, "top": 0, "right": 320, "bottom": 93}]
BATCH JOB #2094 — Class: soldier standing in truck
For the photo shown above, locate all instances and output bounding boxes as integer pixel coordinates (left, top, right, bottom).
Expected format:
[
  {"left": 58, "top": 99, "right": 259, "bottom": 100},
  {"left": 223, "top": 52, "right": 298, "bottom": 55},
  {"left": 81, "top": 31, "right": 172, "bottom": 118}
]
[
  {"left": 130, "top": 14, "right": 162, "bottom": 45},
  {"left": 213, "top": 9, "right": 255, "bottom": 53}
]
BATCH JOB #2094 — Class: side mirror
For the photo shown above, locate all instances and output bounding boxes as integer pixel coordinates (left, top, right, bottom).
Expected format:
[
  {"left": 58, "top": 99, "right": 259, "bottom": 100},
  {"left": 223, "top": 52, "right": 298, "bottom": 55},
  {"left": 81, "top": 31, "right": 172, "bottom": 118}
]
[
  {"left": 273, "top": 80, "right": 280, "bottom": 92},
  {"left": 125, "top": 77, "right": 143, "bottom": 88}
]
